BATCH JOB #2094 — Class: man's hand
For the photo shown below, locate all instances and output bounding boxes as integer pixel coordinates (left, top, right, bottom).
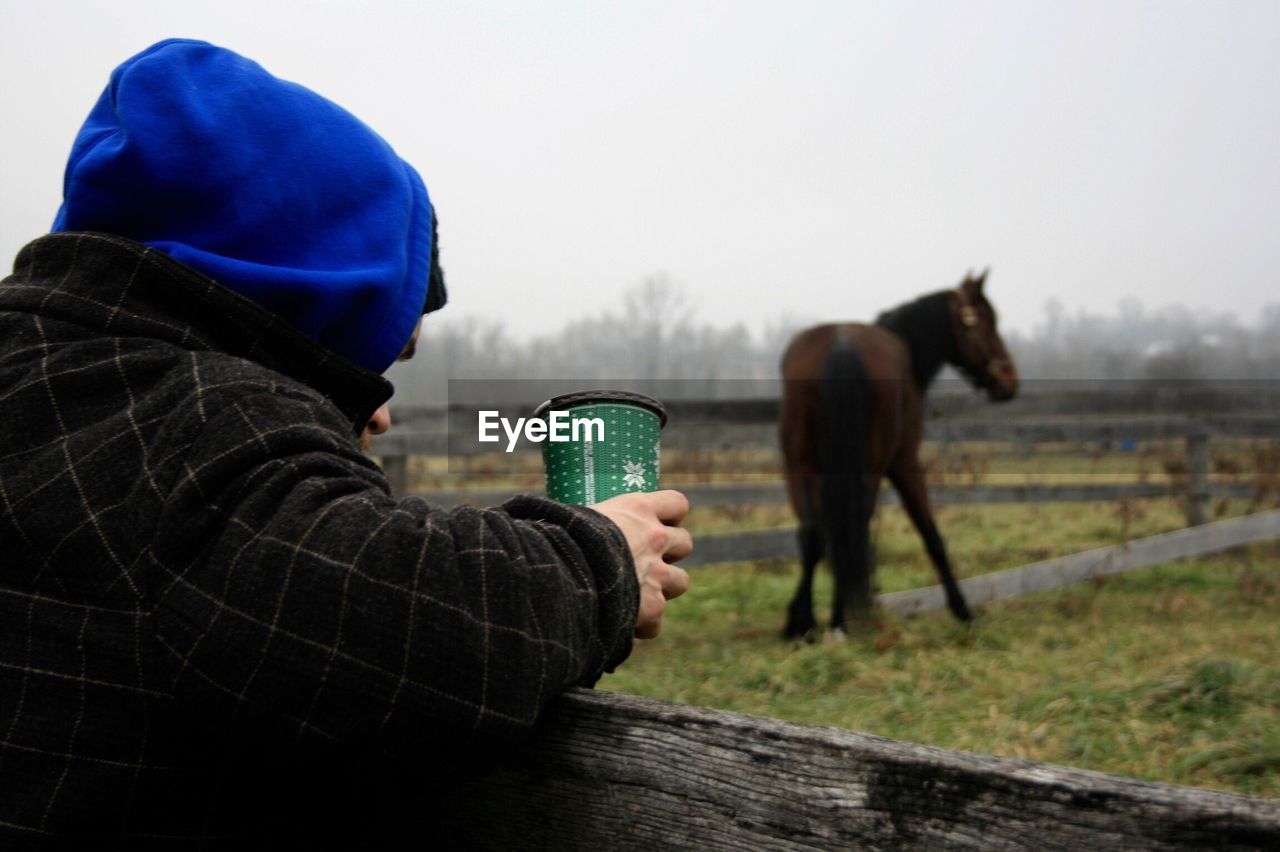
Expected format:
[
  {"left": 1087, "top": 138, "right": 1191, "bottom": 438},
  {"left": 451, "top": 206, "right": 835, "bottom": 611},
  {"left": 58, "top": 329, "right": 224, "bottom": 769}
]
[{"left": 593, "top": 490, "right": 692, "bottom": 639}]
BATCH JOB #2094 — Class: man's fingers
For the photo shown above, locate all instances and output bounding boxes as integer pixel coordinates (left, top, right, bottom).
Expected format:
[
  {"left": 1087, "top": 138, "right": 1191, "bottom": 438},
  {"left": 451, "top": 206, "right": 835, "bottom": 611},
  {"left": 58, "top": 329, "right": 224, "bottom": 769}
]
[
  {"left": 646, "top": 489, "right": 690, "bottom": 525},
  {"left": 595, "top": 489, "right": 693, "bottom": 640},
  {"left": 633, "top": 562, "right": 690, "bottom": 640},
  {"left": 663, "top": 526, "right": 693, "bottom": 563},
  {"left": 661, "top": 564, "right": 690, "bottom": 600},
  {"left": 635, "top": 620, "right": 661, "bottom": 640}
]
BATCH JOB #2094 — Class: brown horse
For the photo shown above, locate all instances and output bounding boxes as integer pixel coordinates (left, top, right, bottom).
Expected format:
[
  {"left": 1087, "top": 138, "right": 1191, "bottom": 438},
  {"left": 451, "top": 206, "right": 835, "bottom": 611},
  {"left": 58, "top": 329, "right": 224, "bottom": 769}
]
[{"left": 779, "top": 270, "right": 1019, "bottom": 638}]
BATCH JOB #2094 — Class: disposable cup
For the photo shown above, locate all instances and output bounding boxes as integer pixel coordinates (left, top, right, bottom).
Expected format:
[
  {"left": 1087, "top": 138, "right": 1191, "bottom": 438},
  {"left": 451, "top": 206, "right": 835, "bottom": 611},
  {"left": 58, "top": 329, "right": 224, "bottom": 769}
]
[{"left": 533, "top": 390, "right": 666, "bottom": 505}]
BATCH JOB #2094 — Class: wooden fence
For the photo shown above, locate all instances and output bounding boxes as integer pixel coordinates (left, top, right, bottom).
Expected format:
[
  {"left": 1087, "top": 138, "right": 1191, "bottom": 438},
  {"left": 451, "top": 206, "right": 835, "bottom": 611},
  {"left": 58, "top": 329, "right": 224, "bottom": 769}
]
[
  {"left": 376, "top": 407, "right": 1279, "bottom": 559},
  {"left": 428, "top": 689, "right": 1280, "bottom": 849},
  {"left": 374, "top": 390, "right": 1280, "bottom": 530}
]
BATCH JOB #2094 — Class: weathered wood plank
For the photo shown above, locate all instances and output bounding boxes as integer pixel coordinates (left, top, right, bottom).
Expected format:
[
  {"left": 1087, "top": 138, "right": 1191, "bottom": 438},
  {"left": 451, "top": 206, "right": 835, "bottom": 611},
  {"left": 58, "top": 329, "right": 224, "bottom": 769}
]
[
  {"left": 395, "top": 486, "right": 1271, "bottom": 569},
  {"left": 683, "top": 526, "right": 797, "bottom": 567},
  {"left": 402, "top": 480, "right": 1255, "bottom": 511},
  {"left": 678, "top": 496, "right": 1273, "bottom": 569},
  {"left": 675, "top": 481, "right": 1254, "bottom": 506},
  {"left": 880, "top": 509, "right": 1280, "bottom": 616},
  {"left": 430, "top": 689, "right": 1280, "bottom": 850},
  {"left": 380, "top": 454, "right": 409, "bottom": 497},
  {"left": 927, "top": 415, "right": 1280, "bottom": 444},
  {"left": 1187, "top": 432, "right": 1211, "bottom": 526}
]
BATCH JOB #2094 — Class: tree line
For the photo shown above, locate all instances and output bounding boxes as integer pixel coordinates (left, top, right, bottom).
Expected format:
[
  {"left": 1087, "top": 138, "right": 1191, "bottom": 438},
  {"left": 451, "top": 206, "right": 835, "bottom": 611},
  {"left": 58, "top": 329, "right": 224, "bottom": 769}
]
[{"left": 387, "top": 276, "right": 1280, "bottom": 404}]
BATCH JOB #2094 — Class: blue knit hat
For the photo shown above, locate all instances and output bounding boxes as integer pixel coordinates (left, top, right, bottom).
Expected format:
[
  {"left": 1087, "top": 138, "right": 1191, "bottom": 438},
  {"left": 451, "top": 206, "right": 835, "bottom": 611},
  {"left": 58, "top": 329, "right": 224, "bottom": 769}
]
[{"left": 53, "top": 38, "right": 443, "bottom": 374}]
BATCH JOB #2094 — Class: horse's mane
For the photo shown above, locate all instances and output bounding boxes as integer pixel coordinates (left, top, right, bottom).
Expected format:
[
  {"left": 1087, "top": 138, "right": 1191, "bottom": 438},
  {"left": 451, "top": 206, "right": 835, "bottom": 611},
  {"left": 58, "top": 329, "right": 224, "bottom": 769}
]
[{"left": 874, "top": 290, "right": 956, "bottom": 392}]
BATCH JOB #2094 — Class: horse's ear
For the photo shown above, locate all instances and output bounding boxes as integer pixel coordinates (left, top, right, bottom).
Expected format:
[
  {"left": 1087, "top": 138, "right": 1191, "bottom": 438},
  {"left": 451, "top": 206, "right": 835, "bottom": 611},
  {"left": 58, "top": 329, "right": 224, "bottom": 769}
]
[{"left": 975, "top": 267, "right": 989, "bottom": 291}]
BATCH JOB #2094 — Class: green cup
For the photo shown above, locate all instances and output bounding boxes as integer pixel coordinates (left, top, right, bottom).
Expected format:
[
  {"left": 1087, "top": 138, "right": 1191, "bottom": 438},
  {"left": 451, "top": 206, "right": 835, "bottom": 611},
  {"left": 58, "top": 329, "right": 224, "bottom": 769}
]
[{"left": 533, "top": 390, "right": 667, "bottom": 506}]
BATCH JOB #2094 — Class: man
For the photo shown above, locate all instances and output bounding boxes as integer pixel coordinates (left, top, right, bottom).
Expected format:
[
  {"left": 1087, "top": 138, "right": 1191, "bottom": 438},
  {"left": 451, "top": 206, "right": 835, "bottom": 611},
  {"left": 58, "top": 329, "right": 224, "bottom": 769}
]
[{"left": 0, "top": 39, "right": 690, "bottom": 846}]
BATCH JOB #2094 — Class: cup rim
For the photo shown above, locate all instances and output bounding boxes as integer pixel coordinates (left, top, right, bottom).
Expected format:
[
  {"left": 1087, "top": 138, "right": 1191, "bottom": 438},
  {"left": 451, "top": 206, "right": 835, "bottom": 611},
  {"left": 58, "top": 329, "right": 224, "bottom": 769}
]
[{"left": 533, "top": 389, "right": 667, "bottom": 428}]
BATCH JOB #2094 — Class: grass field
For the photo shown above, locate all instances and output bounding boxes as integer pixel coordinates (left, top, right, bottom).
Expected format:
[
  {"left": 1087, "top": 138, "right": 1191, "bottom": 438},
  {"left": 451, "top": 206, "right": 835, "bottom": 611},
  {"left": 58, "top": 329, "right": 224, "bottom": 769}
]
[
  {"left": 600, "top": 498, "right": 1280, "bottom": 799},
  {"left": 403, "top": 435, "right": 1280, "bottom": 494}
]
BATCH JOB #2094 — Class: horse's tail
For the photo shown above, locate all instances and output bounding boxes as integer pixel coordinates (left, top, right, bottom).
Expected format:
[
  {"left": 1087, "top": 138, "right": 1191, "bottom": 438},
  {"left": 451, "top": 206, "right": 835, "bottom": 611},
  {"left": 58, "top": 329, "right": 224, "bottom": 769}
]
[{"left": 819, "top": 335, "right": 874, "bottom": 626}]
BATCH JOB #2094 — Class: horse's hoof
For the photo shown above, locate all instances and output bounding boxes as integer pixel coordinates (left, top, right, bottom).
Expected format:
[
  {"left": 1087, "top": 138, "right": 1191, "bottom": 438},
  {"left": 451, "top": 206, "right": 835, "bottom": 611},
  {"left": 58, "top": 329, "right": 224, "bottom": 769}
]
[
  {"left": 782, "top": 615, "right": 818, "bottom": 641},
  {"left": 949, "top": 599, "right": 975, "bottom": 622},
  {"left": 822, "top": 627, "right": 848, "bottom": 645},
  {"left": 782, "top": 620, "right": 819, "bottom": 642}
]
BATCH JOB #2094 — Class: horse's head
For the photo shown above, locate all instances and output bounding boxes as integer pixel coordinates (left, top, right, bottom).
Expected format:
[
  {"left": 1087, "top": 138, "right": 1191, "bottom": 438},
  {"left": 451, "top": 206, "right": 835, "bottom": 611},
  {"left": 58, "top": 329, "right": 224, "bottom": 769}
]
[{"left": 951, "top": 269, "right": 1018, "bottom": 401}]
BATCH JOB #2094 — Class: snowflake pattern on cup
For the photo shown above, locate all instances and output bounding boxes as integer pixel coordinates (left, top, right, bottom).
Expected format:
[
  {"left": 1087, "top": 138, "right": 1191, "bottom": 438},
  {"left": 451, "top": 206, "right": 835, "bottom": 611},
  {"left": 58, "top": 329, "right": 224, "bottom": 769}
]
[{"left": 621, "top": 460, "right": 646, "bottom": 490}]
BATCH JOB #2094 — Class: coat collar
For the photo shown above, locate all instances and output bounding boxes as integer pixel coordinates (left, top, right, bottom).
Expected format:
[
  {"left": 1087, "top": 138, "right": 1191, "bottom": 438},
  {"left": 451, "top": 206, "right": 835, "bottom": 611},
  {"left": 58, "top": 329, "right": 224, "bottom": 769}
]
[{"left": 3, "top": 232, "right": 394, "bottom": 431}]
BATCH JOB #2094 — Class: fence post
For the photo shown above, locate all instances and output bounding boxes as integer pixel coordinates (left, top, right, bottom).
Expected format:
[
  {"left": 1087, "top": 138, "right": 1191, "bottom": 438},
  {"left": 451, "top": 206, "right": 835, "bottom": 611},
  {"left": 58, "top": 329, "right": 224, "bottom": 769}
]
[
  {"left": 1186, "top": 432, "right": 1210, "bottom": 527},
  {"left": 382, "top": 453, "right": 409, "bottom": 497}
]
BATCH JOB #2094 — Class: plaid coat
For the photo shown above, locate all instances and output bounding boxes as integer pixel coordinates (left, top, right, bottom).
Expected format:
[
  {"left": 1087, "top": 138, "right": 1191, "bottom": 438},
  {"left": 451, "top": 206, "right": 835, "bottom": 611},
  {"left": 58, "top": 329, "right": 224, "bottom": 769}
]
[{"left": 0, "top": 233, "right": 639, "bottom": 847}]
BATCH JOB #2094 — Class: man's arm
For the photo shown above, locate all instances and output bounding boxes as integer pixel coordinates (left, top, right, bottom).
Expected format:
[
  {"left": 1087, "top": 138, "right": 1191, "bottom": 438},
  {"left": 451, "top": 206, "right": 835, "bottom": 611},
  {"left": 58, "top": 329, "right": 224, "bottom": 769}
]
[{"left": 146, "top": 390, "right": 644, "bottom": 761}]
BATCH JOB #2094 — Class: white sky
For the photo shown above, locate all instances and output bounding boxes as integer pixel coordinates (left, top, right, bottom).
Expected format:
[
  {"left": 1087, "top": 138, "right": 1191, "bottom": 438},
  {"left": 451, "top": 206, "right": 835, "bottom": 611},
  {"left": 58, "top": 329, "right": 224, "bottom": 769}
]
[{"left": 2, "top": 0, "right": 1278, "bottom": 340}]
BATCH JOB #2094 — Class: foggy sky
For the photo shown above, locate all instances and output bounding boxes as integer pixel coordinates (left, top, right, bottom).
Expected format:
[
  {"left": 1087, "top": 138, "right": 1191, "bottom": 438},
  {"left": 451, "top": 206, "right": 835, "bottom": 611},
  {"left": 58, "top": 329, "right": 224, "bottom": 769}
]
[{"left": 2, "top": 0, "right": 1277, "bottom": 340}]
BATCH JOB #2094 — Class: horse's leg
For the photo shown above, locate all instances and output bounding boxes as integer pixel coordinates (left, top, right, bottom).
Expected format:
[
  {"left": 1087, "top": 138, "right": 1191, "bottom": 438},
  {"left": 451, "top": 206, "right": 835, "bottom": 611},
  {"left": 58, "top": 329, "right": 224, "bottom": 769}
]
[
  {"left": 889, "top": 464, "right": 973, "bottom": 622},
  {"left": 783, "top": 517, "right": 824, "bottom": 640}
]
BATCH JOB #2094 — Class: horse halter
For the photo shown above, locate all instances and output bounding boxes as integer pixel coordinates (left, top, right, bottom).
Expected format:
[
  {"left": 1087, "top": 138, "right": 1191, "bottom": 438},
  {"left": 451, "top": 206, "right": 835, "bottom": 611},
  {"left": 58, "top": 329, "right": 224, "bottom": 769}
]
[{"left": 952, "top": 287, "right": 1014, "bottom": 392}]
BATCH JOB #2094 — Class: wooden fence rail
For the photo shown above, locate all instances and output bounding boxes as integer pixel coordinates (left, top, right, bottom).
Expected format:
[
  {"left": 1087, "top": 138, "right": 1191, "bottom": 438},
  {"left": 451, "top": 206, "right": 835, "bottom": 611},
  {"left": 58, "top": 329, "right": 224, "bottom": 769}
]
[
  {"left": 373, "top": 409, "right": 1277, "bottom": 569},
  {"left": 677, "top": 504, "right": 1279, "bottom": 571},
  {"left": 432, "top": 689, "right": 1280, "bottom": 850},
  {"left": 400, "top": 480, "right": 1255, "bottom": 511},
  {"left": 878, "top": 509, "right": 1280, "bottom": 616},
  {"left": 395, "top": 480, "right": 1265, "bottom": 569},
  {"left": 375, "top": 411, "right": 1279, "bottom": 531}
]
